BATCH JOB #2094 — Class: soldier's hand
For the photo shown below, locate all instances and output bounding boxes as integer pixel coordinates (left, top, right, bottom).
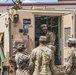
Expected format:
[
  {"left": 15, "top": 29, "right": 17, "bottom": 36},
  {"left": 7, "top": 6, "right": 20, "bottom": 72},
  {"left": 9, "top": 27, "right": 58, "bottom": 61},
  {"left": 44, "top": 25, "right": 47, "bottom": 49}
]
[{"left": 51, "top": 46, "right": 56, "bottom": 53}]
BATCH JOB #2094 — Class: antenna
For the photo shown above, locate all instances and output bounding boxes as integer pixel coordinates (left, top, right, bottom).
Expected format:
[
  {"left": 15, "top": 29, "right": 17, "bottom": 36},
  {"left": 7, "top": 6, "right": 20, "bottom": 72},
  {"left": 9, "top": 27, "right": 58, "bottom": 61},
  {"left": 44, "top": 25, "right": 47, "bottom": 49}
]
[
  {"left": 12, "top": 0, "right": 16, "bottom": 5},
  {"left": 6, "top": 0, "right": 16, "bottom": 5}
]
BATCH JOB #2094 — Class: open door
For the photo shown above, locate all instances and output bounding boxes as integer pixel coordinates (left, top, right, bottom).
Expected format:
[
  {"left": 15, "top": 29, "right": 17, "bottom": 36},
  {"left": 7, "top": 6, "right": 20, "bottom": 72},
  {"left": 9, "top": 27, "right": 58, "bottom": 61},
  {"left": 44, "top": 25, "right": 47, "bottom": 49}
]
[{"left": 62, "top": 13, "right": 75, "bottom": 65}]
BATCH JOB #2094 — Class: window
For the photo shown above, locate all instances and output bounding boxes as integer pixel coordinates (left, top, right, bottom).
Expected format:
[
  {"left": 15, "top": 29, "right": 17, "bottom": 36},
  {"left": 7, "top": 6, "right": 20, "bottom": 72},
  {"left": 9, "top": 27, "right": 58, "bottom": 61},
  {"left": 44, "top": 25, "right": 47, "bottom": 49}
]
[
  {"left": 65, "top": 27, "right": 71, "bottom": 47},
  {"left": 65, "top": 8, "right": 76, "bottom": 10}
]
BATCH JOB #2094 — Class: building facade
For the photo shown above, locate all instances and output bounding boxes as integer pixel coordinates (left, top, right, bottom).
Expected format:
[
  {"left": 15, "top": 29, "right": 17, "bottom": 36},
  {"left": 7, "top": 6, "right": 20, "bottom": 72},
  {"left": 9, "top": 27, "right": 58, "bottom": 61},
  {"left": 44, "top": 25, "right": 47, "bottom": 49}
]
[{"left": 0, "top": 0, "right": 76, "bottom": 15}]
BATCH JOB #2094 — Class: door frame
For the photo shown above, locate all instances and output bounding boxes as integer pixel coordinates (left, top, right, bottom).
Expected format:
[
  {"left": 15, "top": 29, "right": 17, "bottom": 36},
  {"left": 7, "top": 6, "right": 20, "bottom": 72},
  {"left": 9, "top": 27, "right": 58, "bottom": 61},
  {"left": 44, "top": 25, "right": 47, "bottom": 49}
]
[{"left": 31, "top": 10, "right": 75, "bottom": 65}]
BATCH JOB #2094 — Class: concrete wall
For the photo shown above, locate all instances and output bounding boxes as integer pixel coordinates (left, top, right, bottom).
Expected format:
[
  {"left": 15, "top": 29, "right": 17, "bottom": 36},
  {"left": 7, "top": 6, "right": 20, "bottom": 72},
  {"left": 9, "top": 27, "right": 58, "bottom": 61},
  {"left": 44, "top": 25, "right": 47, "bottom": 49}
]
[{"left": 45, "top": 5, "right": 76, "bottom": 10}]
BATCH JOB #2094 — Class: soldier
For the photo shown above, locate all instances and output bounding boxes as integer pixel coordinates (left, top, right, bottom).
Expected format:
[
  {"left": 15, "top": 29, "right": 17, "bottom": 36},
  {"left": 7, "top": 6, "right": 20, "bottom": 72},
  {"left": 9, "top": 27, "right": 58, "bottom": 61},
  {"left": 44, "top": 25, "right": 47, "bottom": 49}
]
[
  {"left": 66, "top": 38, "right": 76, "bottom": 75},
  {"left": 40, "top": 24, "right": 56, "bottom": 53},
  {"left": 41, "top": 24, "right": 56, "bottom": 46},
  {"left": 29, "top": 36, "right": 56, "bottom": 75},
  {"left": 15, "top": 44, "right": 30, "bottom": 75},
  {"left": 12, "top": 0, "right": 22, "bottom": 10}
]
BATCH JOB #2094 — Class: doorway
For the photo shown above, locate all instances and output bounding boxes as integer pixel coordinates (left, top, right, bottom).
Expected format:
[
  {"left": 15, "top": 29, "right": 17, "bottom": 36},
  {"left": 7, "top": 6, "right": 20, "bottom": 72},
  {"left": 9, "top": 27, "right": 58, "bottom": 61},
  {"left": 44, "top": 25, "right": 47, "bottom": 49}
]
[{"left": 35, "top": 15, "right": 61, "bottom": 65}]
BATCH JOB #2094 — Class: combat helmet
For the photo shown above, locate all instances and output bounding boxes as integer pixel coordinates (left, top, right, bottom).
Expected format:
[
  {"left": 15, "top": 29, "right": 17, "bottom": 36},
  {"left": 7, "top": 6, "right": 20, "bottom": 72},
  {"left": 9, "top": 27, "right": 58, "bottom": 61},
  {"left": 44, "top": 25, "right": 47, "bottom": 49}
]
[
  {"left": 67, "top": 37, "right": 76, "bottom": 44},
  {"left": 39, "top": 36, "right": 47, "bottom": 41}
]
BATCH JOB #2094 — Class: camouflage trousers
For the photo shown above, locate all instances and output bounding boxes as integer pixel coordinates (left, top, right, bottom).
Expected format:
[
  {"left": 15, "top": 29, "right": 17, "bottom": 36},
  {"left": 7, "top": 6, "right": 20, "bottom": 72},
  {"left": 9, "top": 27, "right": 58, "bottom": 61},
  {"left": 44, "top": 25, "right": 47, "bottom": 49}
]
[
  {"left": 68, "top": 69, "right": 76, "bottom": 75},
  {"left": 16, "top": 69, "right": 30, "bottom": 75}
]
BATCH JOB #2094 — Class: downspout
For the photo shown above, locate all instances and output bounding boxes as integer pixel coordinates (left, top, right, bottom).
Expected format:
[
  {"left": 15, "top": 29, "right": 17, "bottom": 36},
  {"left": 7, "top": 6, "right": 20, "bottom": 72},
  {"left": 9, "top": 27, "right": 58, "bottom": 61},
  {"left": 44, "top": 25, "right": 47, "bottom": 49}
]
[{"left": 58, "top": 16, "right": 61, "bottom": 64}]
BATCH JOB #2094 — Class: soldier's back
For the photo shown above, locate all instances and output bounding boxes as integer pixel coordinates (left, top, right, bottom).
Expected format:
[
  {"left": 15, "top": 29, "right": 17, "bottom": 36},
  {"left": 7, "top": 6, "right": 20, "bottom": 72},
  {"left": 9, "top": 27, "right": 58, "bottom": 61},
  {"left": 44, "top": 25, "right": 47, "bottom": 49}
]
[{"left": 32, "top": 45, "right": 52, "bottom": 75}]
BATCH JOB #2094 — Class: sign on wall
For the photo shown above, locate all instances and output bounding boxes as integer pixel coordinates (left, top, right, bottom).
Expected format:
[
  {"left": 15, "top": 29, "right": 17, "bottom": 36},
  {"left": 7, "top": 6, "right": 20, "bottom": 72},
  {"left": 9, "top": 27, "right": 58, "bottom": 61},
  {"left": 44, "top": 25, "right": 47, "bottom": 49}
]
[{"left": 23, "top": 19, "right": 31, "bottom": 24}]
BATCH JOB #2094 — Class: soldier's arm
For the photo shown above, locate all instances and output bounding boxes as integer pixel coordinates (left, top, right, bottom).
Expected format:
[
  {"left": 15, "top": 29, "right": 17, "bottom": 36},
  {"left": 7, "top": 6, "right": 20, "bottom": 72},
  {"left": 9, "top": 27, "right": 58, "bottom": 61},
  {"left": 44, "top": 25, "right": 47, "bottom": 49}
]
[
  {"left": 49, "top": 32, "right": 56, "bottom": 45},
  {"left": 66, "top": 62, "right": 72, "bottom": 74},
  {"left": 29, "top": 50, "right": 36, "bottom": 75},
  {"left": 49, "top": 50, "right": 56, "bottom": 75},
  {"left": 66, "top": 51, "right": 74, "bottom": 74}
]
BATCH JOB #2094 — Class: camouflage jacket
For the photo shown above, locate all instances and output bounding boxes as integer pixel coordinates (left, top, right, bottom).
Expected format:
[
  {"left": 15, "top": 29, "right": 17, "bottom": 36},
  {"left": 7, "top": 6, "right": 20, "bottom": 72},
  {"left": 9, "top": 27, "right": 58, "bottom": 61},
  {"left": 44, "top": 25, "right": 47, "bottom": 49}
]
[
  {"left": 66, "top": 47, "right": 76, "bottom": 75},
  {"left": 29, "top": 45, "right": 55, "bottom": 75},
  {"left": 41, "top": 31, "right": 56, "bottom": 46}
]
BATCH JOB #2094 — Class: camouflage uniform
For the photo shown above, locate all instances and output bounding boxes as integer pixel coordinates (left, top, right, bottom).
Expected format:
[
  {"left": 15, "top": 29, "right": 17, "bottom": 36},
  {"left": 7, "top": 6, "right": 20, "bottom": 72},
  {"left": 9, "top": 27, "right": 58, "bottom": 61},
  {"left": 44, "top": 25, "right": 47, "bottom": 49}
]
[
  {"left": 69, "top": 48, "right": 76, "bottom": 75},
  {"left": 15, "top": 45, "right": 29, "bottom": 75},
  {"left": 29, "top": 36, "right": 55, "bottom": 75},
  {"left": 41, "top": 24, "right": 56, "bottom": 45},
  {"left": 12, "top": 0, "right": 23, "bottom": 10},
  {"left": 12, "top": 5, "right": 22, "bottom": 10},
  {"left": 45, "top": 31, "right": 56, "bottom": 45},
  {"left": 66, "top": 38, "right": 76, "bottom": 75}
]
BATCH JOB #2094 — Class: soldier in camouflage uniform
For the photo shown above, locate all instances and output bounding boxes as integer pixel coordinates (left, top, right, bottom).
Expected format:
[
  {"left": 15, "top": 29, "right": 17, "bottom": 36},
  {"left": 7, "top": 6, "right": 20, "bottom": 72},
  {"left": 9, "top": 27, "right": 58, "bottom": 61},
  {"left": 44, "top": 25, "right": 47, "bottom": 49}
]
[
  {"left": 40, "top": 24, "right": 56, "bottom": 53},
  {"left": 12, "top": 0, "right": 23, "bottom": 10},
  {"left": 41, "top": 24, "right": 56, "bottom": 46},
  {"left": 15, "top": 44, "right": 30, "bottom": 75},
  {"left": 66, "top": 38, "right": 76, "bottom": 75},
  {"left": 29, "top": 36, "right": 56, "bottom": 75}
]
